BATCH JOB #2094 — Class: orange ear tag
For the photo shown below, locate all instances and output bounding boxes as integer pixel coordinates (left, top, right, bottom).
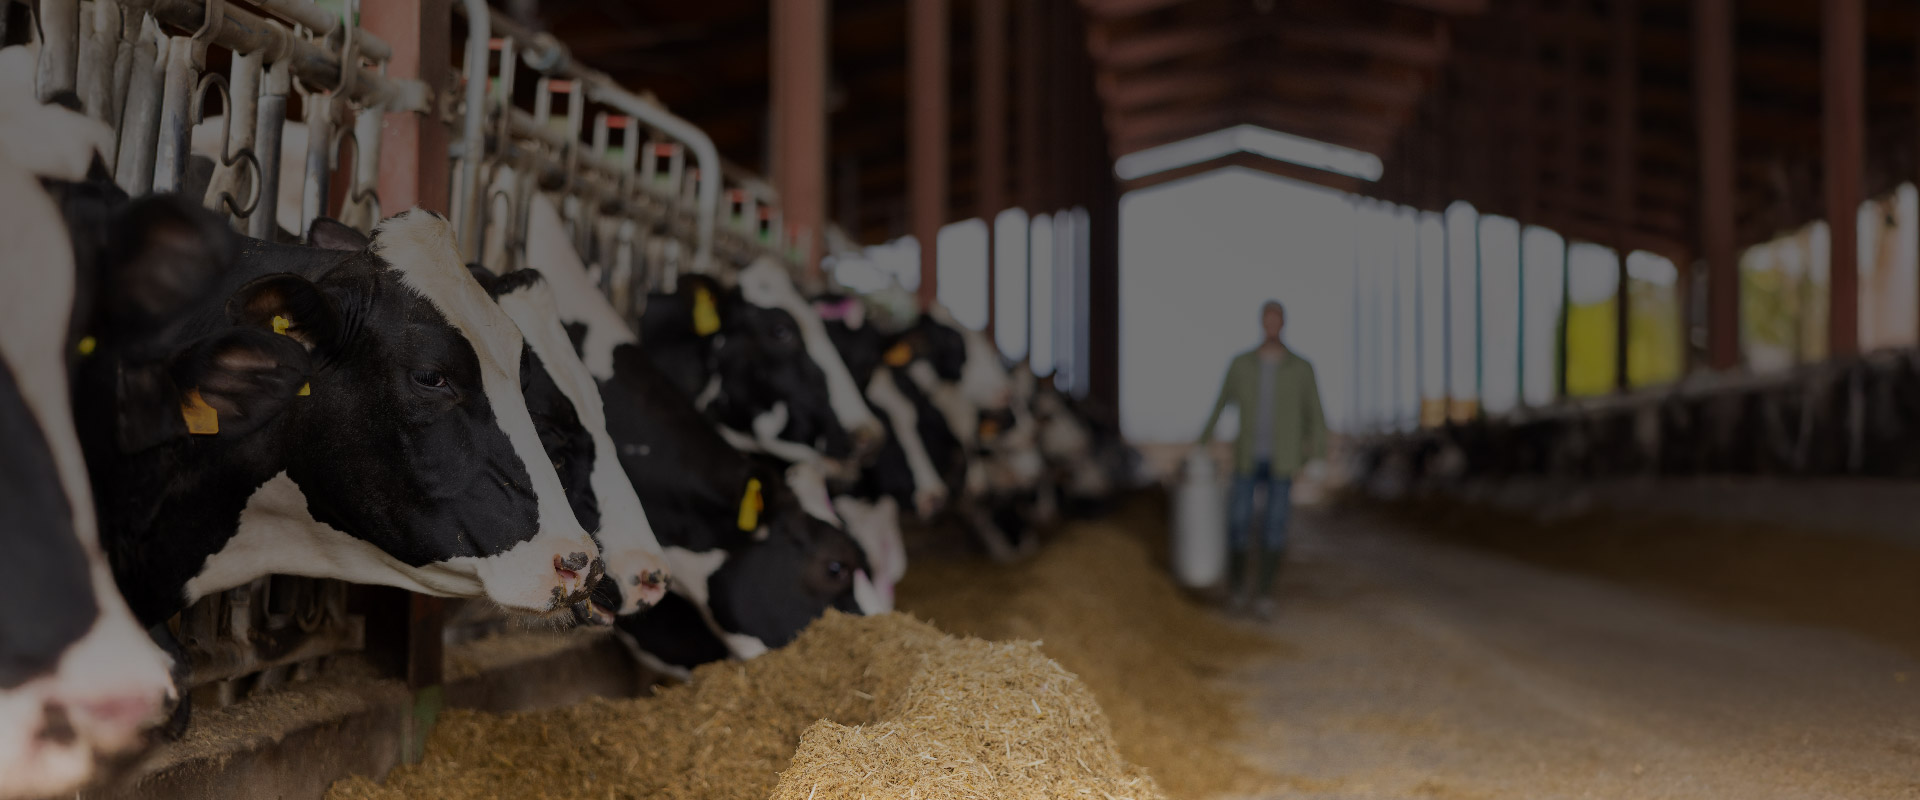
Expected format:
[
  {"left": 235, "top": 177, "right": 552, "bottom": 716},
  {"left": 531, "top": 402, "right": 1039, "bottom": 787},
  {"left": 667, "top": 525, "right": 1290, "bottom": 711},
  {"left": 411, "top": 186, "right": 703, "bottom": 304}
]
[
  {"left": 737, "top": 478, "right": 765, "bottom": 531},
  {"left": 692, "top": 287, "right": 721, "bottom": 336},
  {"left": 883, "top": 341, "right": 913, "bottom": 367},
  {"left": 181, "top": 389, "right": 219, "bottom": 435},
  {"left": 980, "top": 418, "right": 1001, "bottom": 439}
]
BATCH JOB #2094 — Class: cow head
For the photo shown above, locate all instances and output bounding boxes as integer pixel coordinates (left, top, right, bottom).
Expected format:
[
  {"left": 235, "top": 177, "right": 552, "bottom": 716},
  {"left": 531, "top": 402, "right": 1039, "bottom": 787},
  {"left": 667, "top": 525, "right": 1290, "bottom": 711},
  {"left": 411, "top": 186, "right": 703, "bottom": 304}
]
[
  {"left": 76, "top": 208, "right": 603, "bottom": 625},
  {"left": 480, "top": 267, "right": 671, "bottom": 619},
  {"left": 1, "top": 137, "right": 174, "bottom": 798},
  {"left": 643, "top": 272, "right": 856, "bottom": 466},
  {"left": 734, "top": 259, "right": 886, "bottom": 459},
  {"left": 695, "top": 462, "right": 878, "bottom": 657}
]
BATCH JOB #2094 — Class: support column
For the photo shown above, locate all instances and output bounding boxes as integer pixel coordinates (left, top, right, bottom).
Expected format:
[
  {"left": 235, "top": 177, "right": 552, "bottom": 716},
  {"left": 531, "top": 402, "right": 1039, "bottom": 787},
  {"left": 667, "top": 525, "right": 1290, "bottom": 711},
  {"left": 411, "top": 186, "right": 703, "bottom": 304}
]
[
  {"left": 976, "top": 0, "right": 1007, "bottom": 336},
  {"left": 1696, "top": 0, "right": 1739, "bottom": 370},
  {"left": 1611, "top": 0, "right": 1637, "bottom": 391},
  {"left": 771, "top": 0, "right": 830, "bottom": 279},
  {"left": 1515, "top": 0, "right": 1536, "bottom": 405},
  {"left": 1017, "top": 0, "right": 1045, "bottom": 353},
  {"left": 363, "top": 0, "right": 451, "bottom": 215},
  {"left": 1825, "top": 0, "right": 1863, "bottom": 357},
  {"left": 909, "top": 0, "right": 949, "bottom": 310},
  {"left": 1559, "top": 11, "right": 1580, "bottom": 398},
  {"left": 360, "top": 0, "right": 450, "bottom": 702}
]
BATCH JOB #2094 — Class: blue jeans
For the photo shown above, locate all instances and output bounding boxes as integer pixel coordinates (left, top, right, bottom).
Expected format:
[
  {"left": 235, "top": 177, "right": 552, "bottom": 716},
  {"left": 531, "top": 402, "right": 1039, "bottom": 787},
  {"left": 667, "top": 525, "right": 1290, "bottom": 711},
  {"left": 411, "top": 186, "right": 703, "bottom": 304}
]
[{"left": 1228, "top": 461, "right": 1292, "bottom": 554}]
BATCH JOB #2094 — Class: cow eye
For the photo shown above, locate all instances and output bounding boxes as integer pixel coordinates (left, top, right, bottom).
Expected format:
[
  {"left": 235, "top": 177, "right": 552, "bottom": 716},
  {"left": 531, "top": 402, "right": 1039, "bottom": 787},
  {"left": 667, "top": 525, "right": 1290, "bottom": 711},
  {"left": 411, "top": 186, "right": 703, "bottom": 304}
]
[
  {"left": 774, "top": 326, "right": 797, "bottom": 343},
  {"left": 411, "top": 370, "right": 451, "bottom": 390},
  {"left": 824, "top": 560, "right": 847, "bottom": 580}
]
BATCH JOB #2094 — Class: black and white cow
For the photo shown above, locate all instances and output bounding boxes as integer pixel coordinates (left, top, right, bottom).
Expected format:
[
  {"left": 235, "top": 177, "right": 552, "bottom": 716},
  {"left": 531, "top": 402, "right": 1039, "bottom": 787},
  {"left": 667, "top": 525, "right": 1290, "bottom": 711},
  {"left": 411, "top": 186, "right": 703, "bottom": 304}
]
[
  {"left": 489, "top": 189, "right": 883, "bottom": 664},
  {"left": 69, "top": 198, "right": 604, "bottom": 630},
  {"left": 817, "top": 293, "right": 948, "bottom": 523},
  {"left": 475, "top": 265, "right": 672, "bottom": 619},
  {"left": 0, "top": 74, "right": 174, "bottom": 799}
]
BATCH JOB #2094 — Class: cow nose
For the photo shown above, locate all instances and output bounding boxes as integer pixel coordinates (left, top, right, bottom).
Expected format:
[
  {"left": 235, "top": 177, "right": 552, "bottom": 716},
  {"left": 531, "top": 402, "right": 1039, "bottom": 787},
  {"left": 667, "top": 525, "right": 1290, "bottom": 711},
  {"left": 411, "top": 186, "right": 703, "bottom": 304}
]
[
  {"left": 852, "top": 420, "right": 887, "bottom": 461},
  {"left": 553, "top": 553, "right": 600, "bottom": 606},
  {"left": 915, "top": 486, "right": 948, "bottom": 520}
]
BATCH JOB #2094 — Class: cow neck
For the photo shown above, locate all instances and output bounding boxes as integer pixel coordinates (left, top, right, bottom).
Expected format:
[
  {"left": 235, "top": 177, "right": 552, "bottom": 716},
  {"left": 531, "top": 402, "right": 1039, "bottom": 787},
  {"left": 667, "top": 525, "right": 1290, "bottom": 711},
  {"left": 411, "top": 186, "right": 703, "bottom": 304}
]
[{"left": 600, "top": 343, "right": 755, "bottom": 552}]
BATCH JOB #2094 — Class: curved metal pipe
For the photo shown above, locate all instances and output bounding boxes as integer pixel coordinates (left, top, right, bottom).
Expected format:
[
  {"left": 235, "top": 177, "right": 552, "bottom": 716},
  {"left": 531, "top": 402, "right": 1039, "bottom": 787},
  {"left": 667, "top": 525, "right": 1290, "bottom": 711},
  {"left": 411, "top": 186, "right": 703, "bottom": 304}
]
[
  {"left": 455, "top": 0, "right": 488, "bottom": 261},
  {"left": 456, "top": 5, "right": 721, "bottom": 272}
]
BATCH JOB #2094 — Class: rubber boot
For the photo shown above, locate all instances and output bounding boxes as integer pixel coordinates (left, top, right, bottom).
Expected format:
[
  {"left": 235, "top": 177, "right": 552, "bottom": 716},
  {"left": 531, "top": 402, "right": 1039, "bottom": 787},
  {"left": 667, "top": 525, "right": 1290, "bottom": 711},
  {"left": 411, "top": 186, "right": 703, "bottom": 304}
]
[
  {"left": 1225, "top": 547, "right": 1250, "bottom": 612},
  {"left": 1251, "top": 551, "right": 1284, "bottom": 620}
]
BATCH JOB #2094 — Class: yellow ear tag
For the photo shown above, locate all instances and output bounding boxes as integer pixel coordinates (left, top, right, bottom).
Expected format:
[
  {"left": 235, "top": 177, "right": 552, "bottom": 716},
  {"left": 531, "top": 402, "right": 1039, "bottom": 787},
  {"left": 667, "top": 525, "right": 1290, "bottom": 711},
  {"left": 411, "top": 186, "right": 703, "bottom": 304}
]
[
  {"left": 76, "top": 336, "right": 97, "bottom": 356},
  {"left": 297, "top": 383, "right": 312, "bottom": 396},
  {"left": 692, "top": 287, "right": 721, "bottom": 336},
  {"left": 181, "top": 389, "right": 219, "bottom": 435},
  {"left": 980, "top": 418, "right": 1001, "bottom": 439},
  {"left": 271, "top": 315, "right": 293, "bottom": 336},
  {"left": 737, "top": 478, "right": 764, "bottom": 532},
  {"left": 883, "top": 341, "right": 913, "bottom": 367}
]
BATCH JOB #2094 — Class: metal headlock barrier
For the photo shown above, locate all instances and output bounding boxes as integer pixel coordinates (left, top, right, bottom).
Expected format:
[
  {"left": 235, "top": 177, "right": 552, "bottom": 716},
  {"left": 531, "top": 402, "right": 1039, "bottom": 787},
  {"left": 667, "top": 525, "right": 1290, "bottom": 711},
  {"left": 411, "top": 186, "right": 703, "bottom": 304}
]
[
  {"left": 23, "top": 0, "right": 801, "bottom": 708},
  {"left": 21, "top": 0, "right": 431, "bottom": 708},
  {"left": 451, "top": 2, "right": 803, "bottom": 309}
]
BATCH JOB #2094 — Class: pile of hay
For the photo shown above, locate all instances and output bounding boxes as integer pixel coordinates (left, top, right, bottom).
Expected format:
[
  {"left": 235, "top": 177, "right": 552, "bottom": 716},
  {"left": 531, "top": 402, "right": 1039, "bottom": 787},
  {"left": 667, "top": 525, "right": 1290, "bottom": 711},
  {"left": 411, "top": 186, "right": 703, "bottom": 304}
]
[
  {"left": 896, "top": 504, "right": 1277, "bottom": 798},
  {"left": 327, "top": 612, "right": 1161, "bottom": 800}
]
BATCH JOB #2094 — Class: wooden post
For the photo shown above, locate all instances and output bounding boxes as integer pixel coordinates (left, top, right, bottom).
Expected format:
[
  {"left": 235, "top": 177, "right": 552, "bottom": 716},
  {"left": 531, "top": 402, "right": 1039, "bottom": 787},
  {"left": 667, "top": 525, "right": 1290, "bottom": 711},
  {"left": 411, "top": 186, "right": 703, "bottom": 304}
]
[
  {"left": 771, "top": 0, "right": 830, "bottom": 279},
  {"left": 1558, "top": 9, "right": 1580, "bottom": 398},
  {"left": 1825, "top": 0, "right": 1863, "bottom": 357},
  {"left": 909, "top": 0, "right": 949, "bottom": 309},
  {"left": 1018, "top": 0, "right": 1044, "bottom": 353},
  {"left": 976, "top": 0, "right": 1007, "bottom": 336},
  {"left": 1696, "top": 0, "right": 1738, "bottom": 370},
  {"left": 1515, "top": 0, "right": 1536, "bottom": 405},
  {"left": 1611, "top": 0, "right": 1637, "bottom": 390},
  {"left": 359, "top": 0, "right": 449, "bottom": 703}
]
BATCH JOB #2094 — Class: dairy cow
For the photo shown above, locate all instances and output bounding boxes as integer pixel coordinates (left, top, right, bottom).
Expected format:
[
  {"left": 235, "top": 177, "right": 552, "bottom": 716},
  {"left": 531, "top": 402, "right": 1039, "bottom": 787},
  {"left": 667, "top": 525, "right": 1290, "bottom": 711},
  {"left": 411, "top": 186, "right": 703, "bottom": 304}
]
[
  {"left": 492, "top": 185, "right": 883, "bottom": 664},
  {"left": 0, "top": 78, "right": 175, "bottom": 798},
  {"left": 68, "top": 199, "right": 603, "bottom": 631},
  {"left": 473, "top": 265, "right": 672, "bottom": 618}
]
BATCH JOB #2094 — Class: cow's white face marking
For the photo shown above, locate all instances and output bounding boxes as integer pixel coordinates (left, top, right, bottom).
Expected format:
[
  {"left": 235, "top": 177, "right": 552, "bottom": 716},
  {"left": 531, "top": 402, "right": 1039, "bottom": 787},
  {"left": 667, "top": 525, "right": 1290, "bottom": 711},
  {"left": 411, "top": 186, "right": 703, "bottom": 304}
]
[
  {"left": 693, "top": 373, "right": 722, "bottom": 411},
  {"left": 864, "top": 368, "right": 946, "bottom": 517},
  {"left": 784, "top": 462, "right": 841, "bottom": 526},
  {"left": 660, "top": 546, "right": 770, "bottom": 660},
  {"left": 367, "top": 211, "right": 598, "bottom": 611},
  {"left": 0, "top": 133, "right": 173, "bottom": 793},
  {"left": 834, "top": 495, "right": 907, "bottom": 603},
  {"left": 928, "top": 304, "right": 1011, "bottom": 411},
  {"left": 737, "top": 258, "right": 881, "bottom": 438},
  {"left": 485, "top": 167, "right": 637, "bottom": 382},
  {"left": 495, "top": 278, "right": 671, "bottom": 614},
  {"left": 718, "top": 402, "right": 829, "bottom": 464},
  {"left": 852, "top": 570, "right": 888, "bottom": 615}
]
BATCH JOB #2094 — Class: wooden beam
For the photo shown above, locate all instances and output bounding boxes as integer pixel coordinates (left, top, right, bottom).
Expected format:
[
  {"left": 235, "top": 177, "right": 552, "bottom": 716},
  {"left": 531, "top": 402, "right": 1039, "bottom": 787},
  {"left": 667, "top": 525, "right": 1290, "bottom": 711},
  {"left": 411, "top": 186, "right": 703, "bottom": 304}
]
[
  {"left": 977, "top": 0, "right": 1007, "bottom": 334},
  {"left": 1386, "top": 0, "right": 1488, "bottom": 14},
  {"left": 1697, "top": 0, "right": 1738, "bottom": 371},
  {"left": 1277, "top": 21, "right": 1450, "bottom": 67},
  {"left": 771, "top": 0, "right": 831, "bottom": 277},
  {"left": 1825, "top": 0, "right": 1863, "bottom": 357},
  {"left": 1090, "top": 20, "right": 1259, "bottom": 72},
  {"left": 1100, "top": 69, "right": 1239, "bottom": 112},
  {"left": 1077, "top": 0, "right": 1189, "bottom": 20},
  {"left": 910, "top": 0, "right": 949, "bottom": 308},
  {"left": 1611, "top": 0, "right": 1635, "bottom": 391}
]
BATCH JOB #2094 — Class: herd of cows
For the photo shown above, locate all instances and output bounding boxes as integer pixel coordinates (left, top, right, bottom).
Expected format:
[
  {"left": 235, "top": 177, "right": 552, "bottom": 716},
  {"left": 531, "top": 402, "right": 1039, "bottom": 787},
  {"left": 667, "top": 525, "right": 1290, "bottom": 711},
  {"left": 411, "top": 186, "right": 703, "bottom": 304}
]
[{"left": 0, "top": 51, "right": 1132, "bottom": 799}]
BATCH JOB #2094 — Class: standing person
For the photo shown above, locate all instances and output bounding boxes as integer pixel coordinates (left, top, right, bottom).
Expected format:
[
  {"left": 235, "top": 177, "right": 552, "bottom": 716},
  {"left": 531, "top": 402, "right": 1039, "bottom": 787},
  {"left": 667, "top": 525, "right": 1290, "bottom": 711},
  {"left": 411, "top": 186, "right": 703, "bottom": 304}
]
[{"left": 1197, "top": 300, "right": 1328, "bottom": 618}]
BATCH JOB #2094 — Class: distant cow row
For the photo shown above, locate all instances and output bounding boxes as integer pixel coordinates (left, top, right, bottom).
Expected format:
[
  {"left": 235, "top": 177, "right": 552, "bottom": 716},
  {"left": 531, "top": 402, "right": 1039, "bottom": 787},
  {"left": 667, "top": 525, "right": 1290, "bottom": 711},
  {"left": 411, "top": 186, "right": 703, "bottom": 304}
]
[{"left": 1, "top": 53, "right": 1131, "bottom": 799}]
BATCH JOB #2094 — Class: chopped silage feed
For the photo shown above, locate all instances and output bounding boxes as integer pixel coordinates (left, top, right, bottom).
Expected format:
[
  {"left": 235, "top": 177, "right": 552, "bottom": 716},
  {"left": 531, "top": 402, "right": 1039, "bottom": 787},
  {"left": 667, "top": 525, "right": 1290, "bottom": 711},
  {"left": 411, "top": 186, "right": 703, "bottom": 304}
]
[
  {"left": 329, "top": 499, "right": 1275, "bottom": 800},
  {"left": 327, "top": 612, "right": 1164, "bottom": 800}
]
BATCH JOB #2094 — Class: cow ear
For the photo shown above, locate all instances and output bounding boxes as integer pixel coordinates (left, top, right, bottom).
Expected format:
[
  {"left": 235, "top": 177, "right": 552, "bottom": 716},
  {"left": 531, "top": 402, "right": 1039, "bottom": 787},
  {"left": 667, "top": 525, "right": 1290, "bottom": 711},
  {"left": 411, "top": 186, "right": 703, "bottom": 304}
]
[
  {"left": 99, "top": 194, "right": 238, "bottom": 336},
  {"left": 117, "top": 329, "right": 312, "bottom": 451},
  {"left": 466, "top": 263, "right": 498, "bottom": 295},
  {"left": 306, "top": 217, "right": 370, "bottom": 251},
  {"left": 226, "top": 274, "right": 343, "bottom": 358}
]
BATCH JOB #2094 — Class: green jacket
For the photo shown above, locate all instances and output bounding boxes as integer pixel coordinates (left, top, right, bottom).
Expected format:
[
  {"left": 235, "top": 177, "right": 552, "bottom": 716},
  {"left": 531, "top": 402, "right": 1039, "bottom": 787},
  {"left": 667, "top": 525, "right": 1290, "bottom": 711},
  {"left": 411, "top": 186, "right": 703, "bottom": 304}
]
[{"left": 1198, "top": 348, "right": 1329, "bottom": 476}]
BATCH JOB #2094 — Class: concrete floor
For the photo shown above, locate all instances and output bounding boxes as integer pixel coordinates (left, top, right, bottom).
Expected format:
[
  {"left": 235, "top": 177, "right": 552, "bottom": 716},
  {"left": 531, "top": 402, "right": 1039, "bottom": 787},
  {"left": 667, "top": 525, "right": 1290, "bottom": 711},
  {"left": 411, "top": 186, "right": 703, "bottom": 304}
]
[{"left": 1226, "top": 508, "right": 1920, "bottom": 800}]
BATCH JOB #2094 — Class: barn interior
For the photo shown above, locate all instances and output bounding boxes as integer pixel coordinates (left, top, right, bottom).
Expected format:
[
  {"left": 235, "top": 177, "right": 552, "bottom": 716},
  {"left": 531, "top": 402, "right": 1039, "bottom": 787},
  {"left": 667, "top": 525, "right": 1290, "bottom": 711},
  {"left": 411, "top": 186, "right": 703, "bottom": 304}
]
[{"left": 6, "top": 0, "right": 1920, "bottom": 799}]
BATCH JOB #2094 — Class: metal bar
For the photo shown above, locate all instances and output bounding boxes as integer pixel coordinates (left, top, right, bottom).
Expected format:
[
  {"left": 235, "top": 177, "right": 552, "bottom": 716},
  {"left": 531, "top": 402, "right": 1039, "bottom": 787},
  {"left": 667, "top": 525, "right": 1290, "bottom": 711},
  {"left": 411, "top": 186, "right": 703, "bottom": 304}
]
[
  {"left": 152, "top": 36, "right": 196, "bottom": 194},
  {"left": 78, "top": 0, "right": 116, "bottom": 124},
  {"left": 1825, "top": 0, "right": 1863, "bottom": 357},
  {"left": 144, "top": 0, "right": 427, "bottom": 113},
  {"left": 1413, "top": 208, "right": 1425, "bottom": 424},
  {"left": 909, "top": 0, "right": 948, "bottom": 309},
  {"left": 250, "top": 58, "right": 290, "bottom": 240},
  {"left": 466, "top": 6, "right": 721, "bottom": 272},
  {"left": 453, "top": 0, "right": 488, "bottom": 261},
  {"left": 115, "top": 18, "right": 163, "bottom": 195},
  {"left": 251, "top": 0, "right": 393, "bottom": 62},
  {"left": 300, "top": 95, "right": 335, "bottom": 237},
  {"left": 38, "top": 0, "right": 81, "bottom": 102},
  {"left": 1472, "top": 208, "right": 1483, "bottom": 411},
  {"left": 1611, "top": 0, "right": 1636, "bottom": 390},
  {"left": 1442, "top": 202, "right": 1453, "bottom": 413}
]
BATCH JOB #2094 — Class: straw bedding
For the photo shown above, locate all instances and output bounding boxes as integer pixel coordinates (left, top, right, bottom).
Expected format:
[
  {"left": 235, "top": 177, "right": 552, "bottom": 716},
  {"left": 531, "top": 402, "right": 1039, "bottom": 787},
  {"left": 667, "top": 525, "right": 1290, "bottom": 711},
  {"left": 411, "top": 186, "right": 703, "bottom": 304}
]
[{"left": 329, "top": 500, "right": 1270, "bottom": 800}]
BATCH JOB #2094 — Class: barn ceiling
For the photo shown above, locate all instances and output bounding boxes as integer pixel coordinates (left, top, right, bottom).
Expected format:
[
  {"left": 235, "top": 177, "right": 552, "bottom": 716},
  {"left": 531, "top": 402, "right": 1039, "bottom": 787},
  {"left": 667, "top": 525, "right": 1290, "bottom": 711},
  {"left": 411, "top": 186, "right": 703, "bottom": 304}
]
[{"left": 521, "top": 0, "right": 1920, "bottom": 257}]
